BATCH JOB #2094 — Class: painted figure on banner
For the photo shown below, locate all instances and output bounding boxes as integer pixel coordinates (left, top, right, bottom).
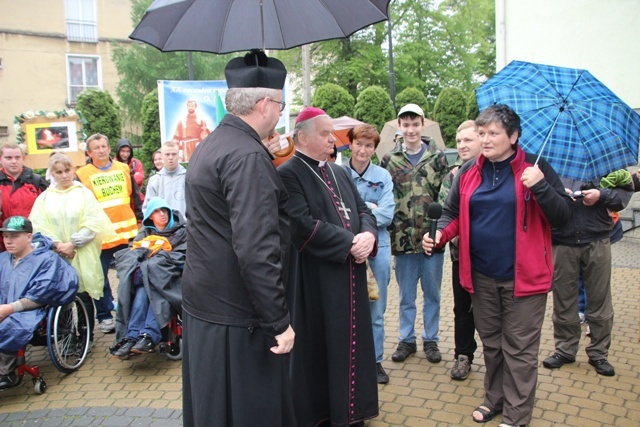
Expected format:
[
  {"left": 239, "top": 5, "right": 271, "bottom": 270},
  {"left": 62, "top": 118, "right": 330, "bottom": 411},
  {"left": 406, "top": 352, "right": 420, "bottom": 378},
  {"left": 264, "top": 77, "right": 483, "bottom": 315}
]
[{"left": 172, "top": 99, "right": 211, "bottom": 162}]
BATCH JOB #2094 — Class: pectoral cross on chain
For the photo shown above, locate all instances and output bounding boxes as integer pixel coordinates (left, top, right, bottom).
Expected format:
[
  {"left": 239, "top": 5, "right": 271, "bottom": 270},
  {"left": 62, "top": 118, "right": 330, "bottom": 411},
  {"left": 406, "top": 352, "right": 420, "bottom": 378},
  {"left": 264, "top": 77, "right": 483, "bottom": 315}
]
[{"left": 338, "top": 201, "right": 351, "bottom": 220}]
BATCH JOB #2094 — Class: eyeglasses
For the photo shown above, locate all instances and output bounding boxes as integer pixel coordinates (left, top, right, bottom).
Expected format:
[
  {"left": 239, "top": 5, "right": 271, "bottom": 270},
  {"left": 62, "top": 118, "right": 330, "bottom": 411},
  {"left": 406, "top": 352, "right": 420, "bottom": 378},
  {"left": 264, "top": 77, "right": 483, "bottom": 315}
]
[{"left": 269, "top": 99, "right": 286, "bottom": 112}]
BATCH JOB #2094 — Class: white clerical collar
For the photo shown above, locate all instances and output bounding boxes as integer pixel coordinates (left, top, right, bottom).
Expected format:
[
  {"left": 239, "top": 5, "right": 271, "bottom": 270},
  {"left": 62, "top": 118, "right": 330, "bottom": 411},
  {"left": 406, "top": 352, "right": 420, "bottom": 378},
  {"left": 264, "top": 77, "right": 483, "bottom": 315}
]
[{"left": 295, "top": 149, "right": 328, "bottom": 167}]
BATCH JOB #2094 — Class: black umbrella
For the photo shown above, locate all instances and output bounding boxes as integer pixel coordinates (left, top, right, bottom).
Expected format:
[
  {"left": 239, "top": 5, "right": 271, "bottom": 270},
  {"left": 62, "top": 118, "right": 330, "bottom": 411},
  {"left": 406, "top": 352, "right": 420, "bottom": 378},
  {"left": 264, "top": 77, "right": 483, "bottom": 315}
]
[{"left": 130, "top": 0, "right": 391, "bottom": 54}]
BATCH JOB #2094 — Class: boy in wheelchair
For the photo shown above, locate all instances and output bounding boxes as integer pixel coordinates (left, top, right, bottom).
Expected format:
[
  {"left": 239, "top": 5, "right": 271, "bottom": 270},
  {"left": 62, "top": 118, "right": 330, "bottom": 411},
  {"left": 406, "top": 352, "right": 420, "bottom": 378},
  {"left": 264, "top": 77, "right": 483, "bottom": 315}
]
[
  {"left": 0, "top": 216, "right": 78, "bottom": 390},
  {"left": 111, "top": 197, "right": 186, "bottom": 359}
]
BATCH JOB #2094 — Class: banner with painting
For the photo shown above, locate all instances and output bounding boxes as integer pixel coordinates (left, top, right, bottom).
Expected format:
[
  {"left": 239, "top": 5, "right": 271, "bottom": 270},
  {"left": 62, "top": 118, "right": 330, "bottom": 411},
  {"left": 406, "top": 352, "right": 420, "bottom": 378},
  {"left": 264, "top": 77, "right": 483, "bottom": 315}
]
[{"left": 158, "top": 79, "right": 290, "bottom": 162}]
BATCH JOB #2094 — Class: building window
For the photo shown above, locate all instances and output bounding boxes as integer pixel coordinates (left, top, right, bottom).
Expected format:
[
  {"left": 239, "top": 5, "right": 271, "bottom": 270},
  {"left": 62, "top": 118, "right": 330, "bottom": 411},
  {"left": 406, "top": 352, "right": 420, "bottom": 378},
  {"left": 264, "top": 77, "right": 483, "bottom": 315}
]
[
  {"left": 65, "top": 0, "right": 97, "bottom": 43},
  {"left": 66, "top": 55, "right": 102, "bottom": 105}
]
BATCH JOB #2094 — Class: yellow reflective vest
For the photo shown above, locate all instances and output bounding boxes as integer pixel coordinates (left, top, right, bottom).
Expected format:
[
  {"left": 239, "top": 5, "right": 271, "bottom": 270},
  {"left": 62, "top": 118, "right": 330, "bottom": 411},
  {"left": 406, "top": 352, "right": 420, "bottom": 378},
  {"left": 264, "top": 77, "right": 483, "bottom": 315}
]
[{"left": 76, "top": 160, "right": 138, "bottom": 249}]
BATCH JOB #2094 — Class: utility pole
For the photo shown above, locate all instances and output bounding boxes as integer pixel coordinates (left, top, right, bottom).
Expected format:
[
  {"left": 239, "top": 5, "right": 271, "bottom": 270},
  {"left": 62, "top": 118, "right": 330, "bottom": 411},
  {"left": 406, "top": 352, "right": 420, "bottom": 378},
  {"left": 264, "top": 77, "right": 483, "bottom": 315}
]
[
  {"left": 388, "top": 19, "right": 396, "bottom": 111},
  {"left": 302, "top": 45, "right": 311, "bottom": 106}
]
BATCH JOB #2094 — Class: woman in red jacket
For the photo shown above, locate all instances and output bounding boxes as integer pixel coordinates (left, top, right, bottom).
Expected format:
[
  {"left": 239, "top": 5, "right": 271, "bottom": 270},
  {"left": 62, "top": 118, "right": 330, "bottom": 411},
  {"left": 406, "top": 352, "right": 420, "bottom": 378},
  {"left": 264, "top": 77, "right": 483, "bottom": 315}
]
[{"left": 423, "top": 104, "right": 572, "bottom": 427}]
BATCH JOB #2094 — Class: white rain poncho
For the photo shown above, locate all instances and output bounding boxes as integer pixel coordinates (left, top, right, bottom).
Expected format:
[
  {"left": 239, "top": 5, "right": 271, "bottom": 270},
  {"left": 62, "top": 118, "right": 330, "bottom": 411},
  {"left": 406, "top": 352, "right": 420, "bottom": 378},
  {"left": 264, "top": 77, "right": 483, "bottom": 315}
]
[{"left": 30, "top": 181, "right": 117, "bottom": 298}]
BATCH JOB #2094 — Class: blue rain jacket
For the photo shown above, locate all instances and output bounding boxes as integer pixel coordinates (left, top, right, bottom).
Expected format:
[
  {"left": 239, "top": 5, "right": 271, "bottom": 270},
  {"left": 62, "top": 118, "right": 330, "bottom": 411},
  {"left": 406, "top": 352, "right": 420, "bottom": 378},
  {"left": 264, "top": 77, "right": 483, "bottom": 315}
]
[{"left": 0, "top": 233, "right": 79, "bottom": 352}]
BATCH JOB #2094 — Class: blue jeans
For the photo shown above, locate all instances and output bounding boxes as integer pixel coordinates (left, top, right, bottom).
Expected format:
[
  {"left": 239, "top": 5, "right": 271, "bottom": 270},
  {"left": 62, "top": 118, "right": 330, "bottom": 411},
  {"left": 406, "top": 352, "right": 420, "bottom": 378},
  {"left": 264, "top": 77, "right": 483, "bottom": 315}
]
[
  {"left": 395, "top": 252, "right": 444, "bottom": 343},
  {"left": 578, "top": 274, "right": 587, "bottom": 314},
  {"left": 369, "top": 245, "right": 391, "bottom": 363},
  {"left": 126, "top": 285, "right": 162, "bottom": 344},
  {"left": 95, "top": 245, "right": 127, "bottom": 321}
]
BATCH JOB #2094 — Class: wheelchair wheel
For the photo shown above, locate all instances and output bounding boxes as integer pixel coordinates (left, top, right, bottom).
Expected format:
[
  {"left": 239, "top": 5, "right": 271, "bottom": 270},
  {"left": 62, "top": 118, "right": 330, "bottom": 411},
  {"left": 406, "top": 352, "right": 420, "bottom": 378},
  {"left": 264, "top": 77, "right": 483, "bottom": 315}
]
[
  {"left": 33, "top": 377, "right": 47, "bottom": 395},
  {"left": 165, "top": 316, "right": 182, "bottom": 361},
  {"left": 46, "top": 295, "right": 91, "bottom": 374}
]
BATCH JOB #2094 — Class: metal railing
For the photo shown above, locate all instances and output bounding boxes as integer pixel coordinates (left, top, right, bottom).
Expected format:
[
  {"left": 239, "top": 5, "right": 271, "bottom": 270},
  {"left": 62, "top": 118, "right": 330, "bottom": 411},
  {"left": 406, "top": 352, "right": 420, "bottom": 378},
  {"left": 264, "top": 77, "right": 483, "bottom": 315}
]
[{"left": 66, "top": 20, "right": 97, "bottom": 43}]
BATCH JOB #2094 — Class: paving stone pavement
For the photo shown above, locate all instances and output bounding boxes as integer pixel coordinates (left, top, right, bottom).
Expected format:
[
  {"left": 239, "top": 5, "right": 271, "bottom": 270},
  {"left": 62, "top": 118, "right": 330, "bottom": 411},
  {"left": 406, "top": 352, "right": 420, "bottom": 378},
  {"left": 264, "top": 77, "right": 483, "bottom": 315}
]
[{"left": 1, "top": 236, "right": 639, "bottom": 426}]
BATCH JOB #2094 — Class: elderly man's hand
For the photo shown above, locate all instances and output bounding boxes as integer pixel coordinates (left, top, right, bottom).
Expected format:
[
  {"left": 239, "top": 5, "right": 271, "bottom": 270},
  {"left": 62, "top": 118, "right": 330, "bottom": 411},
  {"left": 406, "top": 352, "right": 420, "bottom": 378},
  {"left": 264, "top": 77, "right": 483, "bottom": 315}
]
[
  {"left": 270, "top": 325, "right": 295, "bottom": 354},
  {"left": 351, "top": 231, "right": 376, "bottom": 263}
]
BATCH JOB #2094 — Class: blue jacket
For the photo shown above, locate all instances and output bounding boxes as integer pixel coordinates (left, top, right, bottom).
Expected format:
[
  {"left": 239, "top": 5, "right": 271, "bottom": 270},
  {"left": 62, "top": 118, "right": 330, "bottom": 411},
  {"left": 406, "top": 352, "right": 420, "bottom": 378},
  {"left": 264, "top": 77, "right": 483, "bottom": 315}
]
[
  {"left": 344, "top": 161, "right": 394, "bottom": 248},
  {"left": 0, "top": 233, "right": 78, "bottom": 352}
]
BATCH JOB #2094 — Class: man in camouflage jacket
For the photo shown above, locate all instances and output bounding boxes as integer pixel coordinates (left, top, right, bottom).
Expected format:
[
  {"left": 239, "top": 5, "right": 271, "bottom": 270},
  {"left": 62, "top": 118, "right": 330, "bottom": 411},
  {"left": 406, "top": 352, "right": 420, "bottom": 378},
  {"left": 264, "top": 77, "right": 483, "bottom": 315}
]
[{"left": 381, "top": 104, "right": 447, "bottom": 364}]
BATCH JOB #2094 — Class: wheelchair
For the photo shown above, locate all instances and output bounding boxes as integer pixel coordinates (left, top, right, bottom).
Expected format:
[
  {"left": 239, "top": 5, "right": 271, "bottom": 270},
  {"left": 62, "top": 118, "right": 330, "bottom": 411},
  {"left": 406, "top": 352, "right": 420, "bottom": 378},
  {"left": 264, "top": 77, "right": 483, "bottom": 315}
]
[
  {"left": 16, "top": 295, "right": 90, "bottom": 394},
  {"left": 157, "top": 314, "right": 182, "bottom": 361}
]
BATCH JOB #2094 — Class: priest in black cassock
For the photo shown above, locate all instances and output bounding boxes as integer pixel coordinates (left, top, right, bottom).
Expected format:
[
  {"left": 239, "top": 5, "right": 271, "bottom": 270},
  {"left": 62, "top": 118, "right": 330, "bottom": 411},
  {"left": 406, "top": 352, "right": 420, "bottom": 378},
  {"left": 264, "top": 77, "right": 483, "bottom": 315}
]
[
  {"left": 182, "top": 51, "right": 295, "bottom": 427},
  {"left": 278, "top": 107, "right": 379, "bottom": 427}
]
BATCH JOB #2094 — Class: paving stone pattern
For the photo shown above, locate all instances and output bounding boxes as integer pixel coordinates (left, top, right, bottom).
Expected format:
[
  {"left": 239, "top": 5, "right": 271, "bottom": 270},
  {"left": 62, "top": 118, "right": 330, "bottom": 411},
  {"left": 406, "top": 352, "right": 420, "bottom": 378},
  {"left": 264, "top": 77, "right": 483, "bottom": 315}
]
[{"left": 1, "top": 237, "right": 639, "bottom": 426}]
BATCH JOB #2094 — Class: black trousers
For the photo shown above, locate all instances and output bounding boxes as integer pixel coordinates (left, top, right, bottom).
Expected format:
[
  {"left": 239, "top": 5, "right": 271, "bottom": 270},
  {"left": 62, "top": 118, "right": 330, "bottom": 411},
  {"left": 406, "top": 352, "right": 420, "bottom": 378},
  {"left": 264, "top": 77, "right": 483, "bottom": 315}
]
[{"left": 452, "top": 261, "right": 477, "bottom": 362}]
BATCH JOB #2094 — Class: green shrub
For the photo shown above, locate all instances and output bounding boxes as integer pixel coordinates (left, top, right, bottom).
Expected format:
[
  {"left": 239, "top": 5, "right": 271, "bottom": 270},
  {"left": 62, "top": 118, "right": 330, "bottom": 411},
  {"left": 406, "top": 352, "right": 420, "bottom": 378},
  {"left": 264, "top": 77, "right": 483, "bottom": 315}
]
[
  {"left": 396, "top": 87, "right": 429, "bottom": 117},
  {"left": 311, "top": 84, "right": 355, "bottom": 118},
  {"left": 433, "top": 88, "right": 467, "bottom": 148},
  {"left": 354, "top": 86, "right": 395, "bottom": 132},
  {"left": 140, "top": 89, "right": 161, "bottom": 186},
  {"left": 75, "top": 89, "right": 122, "bottom": 151}
]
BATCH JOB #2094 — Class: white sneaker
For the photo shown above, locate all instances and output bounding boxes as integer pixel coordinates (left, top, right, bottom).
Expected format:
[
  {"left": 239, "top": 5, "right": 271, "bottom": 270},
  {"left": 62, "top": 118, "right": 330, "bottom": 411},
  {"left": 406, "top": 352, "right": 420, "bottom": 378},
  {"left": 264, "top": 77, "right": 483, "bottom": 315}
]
[
  {"left": 586, "top": 325, "right": 591, "bottom": 336},
  {"left": 99, "top": 318, "right": 115, "bottom": 334},
  {"left": 579, "top": 312, "right": 585, "bottom": 324}
]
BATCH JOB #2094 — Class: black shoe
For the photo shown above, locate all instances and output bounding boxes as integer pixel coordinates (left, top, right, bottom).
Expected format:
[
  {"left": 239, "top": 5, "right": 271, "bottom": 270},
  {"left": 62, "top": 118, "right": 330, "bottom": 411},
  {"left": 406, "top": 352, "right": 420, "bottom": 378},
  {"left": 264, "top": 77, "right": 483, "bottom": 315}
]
[
  {"left": 423, "top": 341, "right": 442, "bottom": 363},
  {"left": 543, "top": 352, "right": 575, "bottom": 369},
  {"left": 391, "top": 342, "right": 417, "bottom": 362},
  {"left": 0, "top": 372, "right": 18, "bottom": 390},
  {"left": 113, "top": 338, "right": 137, "bottom": 359},
  {"left": 376, "top": 363, "right": 389, "bottom": 384},
  {"left": 109, "top": 338, "right": 127, "bottom": 355},
  {"left": 589, "top": 358, "right": 615, "bottom": 376},
  {"left": 131, "top": 334, "right": 155, "bottom": 354}
]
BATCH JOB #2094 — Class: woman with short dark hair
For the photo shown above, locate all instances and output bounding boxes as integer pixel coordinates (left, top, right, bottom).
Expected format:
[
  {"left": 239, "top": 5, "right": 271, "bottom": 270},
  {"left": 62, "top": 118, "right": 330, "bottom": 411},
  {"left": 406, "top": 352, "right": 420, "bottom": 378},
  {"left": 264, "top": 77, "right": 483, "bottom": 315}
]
[{"left": 423, "top": 104, "right": 573, "bottom": 427}]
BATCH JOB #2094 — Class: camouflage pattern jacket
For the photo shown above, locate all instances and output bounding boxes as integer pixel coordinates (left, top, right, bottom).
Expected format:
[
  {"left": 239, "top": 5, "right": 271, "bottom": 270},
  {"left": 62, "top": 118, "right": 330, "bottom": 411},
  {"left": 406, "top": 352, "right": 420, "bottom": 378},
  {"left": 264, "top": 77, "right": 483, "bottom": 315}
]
[{"left": 381, "top": 138, "right": 448, "bottom": 255}]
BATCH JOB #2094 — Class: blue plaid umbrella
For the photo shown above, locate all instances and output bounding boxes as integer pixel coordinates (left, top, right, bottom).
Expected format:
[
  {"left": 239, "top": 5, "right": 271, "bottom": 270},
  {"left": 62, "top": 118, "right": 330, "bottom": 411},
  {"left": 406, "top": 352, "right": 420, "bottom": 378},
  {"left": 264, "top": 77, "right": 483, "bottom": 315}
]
[{"left": 476, "top": 60, "right": 640, "bottom": 181}]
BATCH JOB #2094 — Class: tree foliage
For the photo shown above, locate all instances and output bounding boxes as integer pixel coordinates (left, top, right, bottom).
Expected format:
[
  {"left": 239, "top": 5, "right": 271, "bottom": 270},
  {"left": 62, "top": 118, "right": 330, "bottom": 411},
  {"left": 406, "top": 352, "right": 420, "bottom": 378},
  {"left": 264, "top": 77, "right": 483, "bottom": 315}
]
[
  {"left": 354, "top": 86, "right": 395, "bottom": 131},
  {"left": 308, "top": 24, "right": 389, "bottom": 100},
  {"left": 311, "top": 84, "right": 355, "bottom": 118},
  {"left": 75, "top": 89, "right": 122, "bottom": 150},
  {"left": 433, "top": 87, "right": 467, "bottom": 148},
  {"left": 467, "top": 90, "right": 479, "bottom": 120},
  {"left": 140, "top": 89, "right": 161, "bottom": 177},
  {"left": 395, "top": 87, "right": 430, "bottom": 117},
  {"left": 391, "top": 0, "right": 495, "bottom": 105},
  {"left": 111, "top": 0, "right": 230, "bottom": 124}
]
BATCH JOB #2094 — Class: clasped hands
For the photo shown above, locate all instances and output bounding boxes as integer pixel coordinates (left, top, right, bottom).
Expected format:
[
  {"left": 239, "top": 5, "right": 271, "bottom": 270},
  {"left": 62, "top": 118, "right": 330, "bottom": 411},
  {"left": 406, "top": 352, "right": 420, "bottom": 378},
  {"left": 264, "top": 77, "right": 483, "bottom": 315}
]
[
  {"left": 351, "top": 231, "right": 376, "bottom": 263},
  {"left": 55, "top": 242, "right": 76, "bottom": 259}
]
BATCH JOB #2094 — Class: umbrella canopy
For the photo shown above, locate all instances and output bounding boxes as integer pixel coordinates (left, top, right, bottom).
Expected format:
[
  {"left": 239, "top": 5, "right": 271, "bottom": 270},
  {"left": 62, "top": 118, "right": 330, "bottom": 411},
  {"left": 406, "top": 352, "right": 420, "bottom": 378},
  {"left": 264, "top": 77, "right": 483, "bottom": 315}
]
[
  {"left": 476, "top": 60, "right": 640, "bottom": 181},
  {"left": 130, "top": 0, "right": 391, "bottom": 54},
  {"left": 377, "top": 118, "right": 446, "bottom": 159}
]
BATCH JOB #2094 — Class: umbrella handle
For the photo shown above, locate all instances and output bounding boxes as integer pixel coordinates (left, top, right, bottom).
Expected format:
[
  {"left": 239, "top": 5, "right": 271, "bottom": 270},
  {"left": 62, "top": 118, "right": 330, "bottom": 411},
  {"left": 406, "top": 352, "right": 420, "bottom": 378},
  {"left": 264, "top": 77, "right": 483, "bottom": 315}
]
[{"left": 534, "top": 111, "right": 562, "bottom": 168}]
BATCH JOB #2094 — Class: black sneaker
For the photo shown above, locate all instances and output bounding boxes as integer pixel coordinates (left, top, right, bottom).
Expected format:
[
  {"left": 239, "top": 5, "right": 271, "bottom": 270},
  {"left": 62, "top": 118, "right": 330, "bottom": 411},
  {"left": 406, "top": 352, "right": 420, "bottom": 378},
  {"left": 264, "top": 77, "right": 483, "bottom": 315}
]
[
  {"left": 543, "top": 352, "right": 575, "bottom": 369},
  {"left": 588, "top": 358, "right": 615, "bottom": 376},
  {"left": 423, "top": 341, "right": 441, "bottom": 363},
  {"left": 131, "top": 334, "right": 155, "bottom": 354},
  {"left": 113, "top": 338, "right": 137, "bottom": 359},
  {"left": 376, "top": 363, "right": 389, "bottom": 384},
  {"left": 0, "top": 372, "right": 18, "bottom": 391},
  {"left": 391, "top": 342, "right": 417, "bottom": 362}
]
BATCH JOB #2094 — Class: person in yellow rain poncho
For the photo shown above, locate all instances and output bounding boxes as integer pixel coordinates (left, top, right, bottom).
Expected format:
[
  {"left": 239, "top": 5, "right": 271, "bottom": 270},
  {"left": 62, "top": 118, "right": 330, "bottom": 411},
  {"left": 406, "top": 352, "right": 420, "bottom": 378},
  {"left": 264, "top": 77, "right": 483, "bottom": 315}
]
[{"left": 29, "top": 153, "right": 116, "bottom": 344}]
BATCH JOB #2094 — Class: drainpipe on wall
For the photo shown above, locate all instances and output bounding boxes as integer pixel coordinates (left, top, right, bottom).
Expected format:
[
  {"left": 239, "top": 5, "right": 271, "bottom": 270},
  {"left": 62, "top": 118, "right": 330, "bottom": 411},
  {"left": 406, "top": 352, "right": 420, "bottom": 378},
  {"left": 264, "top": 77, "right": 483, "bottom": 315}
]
[{"left": 496, "top": 0, "right": 507, "bottom": 71}]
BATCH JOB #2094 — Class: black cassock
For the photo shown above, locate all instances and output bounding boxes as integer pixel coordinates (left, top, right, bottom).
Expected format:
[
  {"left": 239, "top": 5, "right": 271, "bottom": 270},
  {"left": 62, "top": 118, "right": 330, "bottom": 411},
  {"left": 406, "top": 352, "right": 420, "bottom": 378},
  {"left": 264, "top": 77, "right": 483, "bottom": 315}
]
[{"left": 279, "top": 152, "right": 379, "bottom": 427}]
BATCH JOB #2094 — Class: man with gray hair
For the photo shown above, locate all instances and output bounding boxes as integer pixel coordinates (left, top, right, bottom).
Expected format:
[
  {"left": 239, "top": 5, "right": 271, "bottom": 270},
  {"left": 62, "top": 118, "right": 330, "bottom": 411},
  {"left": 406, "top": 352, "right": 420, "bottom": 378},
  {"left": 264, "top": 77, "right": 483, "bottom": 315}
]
[
  {"left": 279, "top": 107, "right": 379, "bottom": 427},
  {"left": 181, "top": 50, "right": 295, "bottom": 427}
]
